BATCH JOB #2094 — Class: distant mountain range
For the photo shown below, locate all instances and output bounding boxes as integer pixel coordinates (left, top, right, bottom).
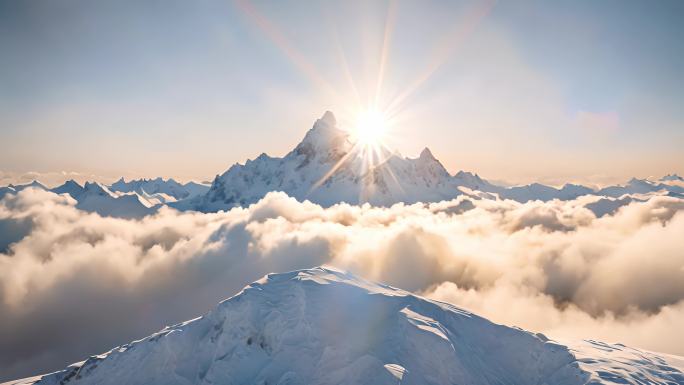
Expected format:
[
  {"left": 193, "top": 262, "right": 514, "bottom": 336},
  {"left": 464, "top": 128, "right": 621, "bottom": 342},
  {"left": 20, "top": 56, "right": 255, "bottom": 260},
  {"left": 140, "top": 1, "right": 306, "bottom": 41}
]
[
  {"left": 1, "top": 111, "right": 683, "bottom": 218},
  {"left": 173, "top": 111, "right": 684, "bottom": 213},
  {"left": 0, "top": 178, "right": 210, "bottom": 219}
]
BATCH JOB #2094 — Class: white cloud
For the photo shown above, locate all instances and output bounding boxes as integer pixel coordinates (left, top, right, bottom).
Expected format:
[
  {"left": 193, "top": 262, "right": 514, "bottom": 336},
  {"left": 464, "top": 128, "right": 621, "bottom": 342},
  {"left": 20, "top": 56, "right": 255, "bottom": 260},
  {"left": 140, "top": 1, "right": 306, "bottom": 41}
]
[{"left": 1, "top": 189, "right": 683, "bottom": 381}]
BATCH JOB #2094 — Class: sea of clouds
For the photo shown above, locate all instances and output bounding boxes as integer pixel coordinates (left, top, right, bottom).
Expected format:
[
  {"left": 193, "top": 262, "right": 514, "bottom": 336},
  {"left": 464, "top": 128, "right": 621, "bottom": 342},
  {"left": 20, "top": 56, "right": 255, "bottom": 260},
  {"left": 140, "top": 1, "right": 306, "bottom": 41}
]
[{"left": 1, "top": 188, "right": 683, "bottom": 380}]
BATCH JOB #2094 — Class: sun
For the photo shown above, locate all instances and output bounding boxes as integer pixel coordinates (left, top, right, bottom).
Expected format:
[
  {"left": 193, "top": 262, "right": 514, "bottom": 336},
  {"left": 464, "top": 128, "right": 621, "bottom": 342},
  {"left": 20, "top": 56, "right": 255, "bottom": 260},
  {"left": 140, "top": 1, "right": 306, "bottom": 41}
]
[{"left": 354, "top": 109, "right": 388, "bottom": 146}]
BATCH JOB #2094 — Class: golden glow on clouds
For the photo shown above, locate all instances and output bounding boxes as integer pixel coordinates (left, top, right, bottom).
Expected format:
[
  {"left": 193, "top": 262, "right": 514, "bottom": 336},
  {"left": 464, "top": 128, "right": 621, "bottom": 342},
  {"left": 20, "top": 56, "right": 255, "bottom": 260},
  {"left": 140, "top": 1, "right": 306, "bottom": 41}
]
[{"left": 3, "top": 189, "right": 684, "bottom": 361}]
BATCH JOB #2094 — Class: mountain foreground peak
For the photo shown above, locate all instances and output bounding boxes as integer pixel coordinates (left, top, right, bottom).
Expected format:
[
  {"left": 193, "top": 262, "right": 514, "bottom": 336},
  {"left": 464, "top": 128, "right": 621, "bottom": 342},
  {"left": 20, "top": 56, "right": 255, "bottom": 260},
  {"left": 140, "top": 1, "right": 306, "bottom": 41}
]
[{"left": 7, "top": 267, "right": 682, "bottom": 385}]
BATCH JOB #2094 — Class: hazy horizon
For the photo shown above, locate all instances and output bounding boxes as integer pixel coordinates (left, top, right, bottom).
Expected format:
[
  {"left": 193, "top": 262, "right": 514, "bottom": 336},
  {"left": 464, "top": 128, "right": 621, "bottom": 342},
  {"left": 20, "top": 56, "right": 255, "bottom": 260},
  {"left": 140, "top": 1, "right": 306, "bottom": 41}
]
[{"left": 0, "top": 108, "right": 681, "bottom": 189}]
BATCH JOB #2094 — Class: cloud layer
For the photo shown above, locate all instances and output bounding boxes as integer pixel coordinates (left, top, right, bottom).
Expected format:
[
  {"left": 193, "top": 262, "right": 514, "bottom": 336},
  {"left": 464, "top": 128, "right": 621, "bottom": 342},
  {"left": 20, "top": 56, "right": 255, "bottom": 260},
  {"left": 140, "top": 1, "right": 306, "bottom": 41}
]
[{"left": 1, "top": 189, "right": 683, "bottom": 381}]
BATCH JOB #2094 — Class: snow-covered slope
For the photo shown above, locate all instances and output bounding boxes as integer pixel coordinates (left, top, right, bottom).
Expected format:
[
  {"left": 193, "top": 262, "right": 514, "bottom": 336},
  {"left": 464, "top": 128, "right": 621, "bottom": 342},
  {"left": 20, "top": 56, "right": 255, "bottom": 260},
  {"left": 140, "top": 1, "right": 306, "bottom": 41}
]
[
  {"left": 178, "top": 111, "right": 464, "bottom": 212},
  {"left": 183, "top": 181, "right": 212, "bottom": 198},
  {"left": 50, "top": 180, "right": 85, "bottom": 199},
  {"left": 137, "top": 189, "right": 177, "bottom": 205},
  {"left": 110, "top": 177, "right": 210, "bottom": 201},
  {"left": 452, "top": 170, "right": 500, "bottom": 192},
  {"left": 16, "top": 180, "right": 162, "bottom": 218},
  {"left": 9, "top": 180, "right": 48, "bottom": 192},
  {"left": 453, "top": 174, "right": 683, "bottom": 204},
  {"left": 1, "top": 181, "right": 48, "bottom": 199},
  {"left": 7, "top": 267, "right": 683, "bottom": 385},
  {"left": 597, "top": 177, "right": 683, "bottom": 198},
  {"left": 500, "top": 183, "right": 594, "bottom": 202},
  {"left": 74, "top": 182, "right": 157, "bottom": 219},
  {"left": 660, "top": 174, "right": 684, "bottom": 183}
]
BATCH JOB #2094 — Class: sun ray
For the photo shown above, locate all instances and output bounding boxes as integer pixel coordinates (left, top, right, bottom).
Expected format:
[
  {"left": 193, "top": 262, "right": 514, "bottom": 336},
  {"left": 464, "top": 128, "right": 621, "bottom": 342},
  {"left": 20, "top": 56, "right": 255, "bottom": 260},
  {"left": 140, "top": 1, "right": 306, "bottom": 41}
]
[
  {"left": 354, "top": 109, "right": 388, "bottom": 146},
  {"left": 234, "top": 0, "right": 340, "bottom": 100},
  {"left": 380, "top": 159, "right": 407, "bottom": 197},
  {"left": 332, "top": 26, "right": 363, "bottom": 114},
  {"left": 309, "top": 148, "right": 356, "bottom": 193},
  {"left": 244, "top": 0, "right": 494, "bottom": 204},
  {"left": 374, "top": 0, "right": 398, "bottom": 109},
  {"left": 384, "top": 0, "right": 495, "bottom": 119}
]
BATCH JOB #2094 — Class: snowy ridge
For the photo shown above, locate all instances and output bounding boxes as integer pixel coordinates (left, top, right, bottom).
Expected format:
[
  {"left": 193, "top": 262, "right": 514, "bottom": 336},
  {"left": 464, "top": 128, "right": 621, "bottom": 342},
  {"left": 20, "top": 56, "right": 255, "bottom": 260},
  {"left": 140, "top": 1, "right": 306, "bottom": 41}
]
[
  {"left": 110, "top": 177, "right": 209, "bottom": 200},
  {"left": 73, "top": 182, "right": 157, "bottom": 218},
  {"left": 6, "top": 267, "right": 683, "bottom": 385},
  {"left": 661, "top": 174, "right": 684, "bottom": 183},
  {"left": 51, "top": 180, "right": 85, "bottom": 199},
  {"left": 0, "top": 178, "right": 209, "bottom": 218},
  {"left": 46, "top": 181, "right": 158, "bottom": 218},
  {"left": 0, "top": 181, "right": 47, "bottom": 199}
]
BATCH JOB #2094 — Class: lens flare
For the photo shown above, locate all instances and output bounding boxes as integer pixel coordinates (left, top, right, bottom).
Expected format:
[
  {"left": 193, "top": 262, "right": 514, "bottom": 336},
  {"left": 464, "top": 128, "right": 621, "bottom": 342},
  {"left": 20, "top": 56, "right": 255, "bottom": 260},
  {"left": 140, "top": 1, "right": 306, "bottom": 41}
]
[{"left": 354, "top": 109, "right": 388, "bottom": 146}]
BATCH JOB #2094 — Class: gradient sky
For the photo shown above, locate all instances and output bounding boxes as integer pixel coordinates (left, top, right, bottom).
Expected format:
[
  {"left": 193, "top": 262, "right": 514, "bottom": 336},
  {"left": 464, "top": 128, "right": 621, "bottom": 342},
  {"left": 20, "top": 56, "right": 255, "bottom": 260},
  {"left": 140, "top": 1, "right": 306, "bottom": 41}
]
[{"left": 1, "top": 0, "right": 682, "bottom": 186}]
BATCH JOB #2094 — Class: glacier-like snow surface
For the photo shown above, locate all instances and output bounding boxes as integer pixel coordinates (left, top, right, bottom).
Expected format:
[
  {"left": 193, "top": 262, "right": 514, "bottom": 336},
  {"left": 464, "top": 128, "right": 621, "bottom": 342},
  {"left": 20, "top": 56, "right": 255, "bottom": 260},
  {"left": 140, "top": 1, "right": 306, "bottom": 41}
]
[{"left": 5, "top": 267, "right": 683, "bottom": 385}]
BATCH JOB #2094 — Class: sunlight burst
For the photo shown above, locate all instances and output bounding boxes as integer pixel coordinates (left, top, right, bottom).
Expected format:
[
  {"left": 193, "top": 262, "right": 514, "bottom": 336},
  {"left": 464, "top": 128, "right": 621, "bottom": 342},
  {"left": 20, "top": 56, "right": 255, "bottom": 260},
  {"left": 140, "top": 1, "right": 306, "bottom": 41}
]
[{"left": 354, "top": 109, "right": 388, "bottom": 147}]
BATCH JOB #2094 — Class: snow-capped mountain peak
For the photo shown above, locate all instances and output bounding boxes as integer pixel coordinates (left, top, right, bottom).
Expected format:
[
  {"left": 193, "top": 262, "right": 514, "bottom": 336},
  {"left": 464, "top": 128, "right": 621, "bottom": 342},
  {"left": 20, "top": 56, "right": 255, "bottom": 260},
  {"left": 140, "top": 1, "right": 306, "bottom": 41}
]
[
  {"left": 109, "top": 177, "right": 209, "bottom": 201},
  {"left": 71, "top": 182, "right": 157, "bottom": 218},
  {"left": 418, "top": 146, "right": 435, "bottom": 161},
  {"left": 51, "top": 180, "right": 85, "bottom": 199},
  {"left": 288, "top": 111, "right": 352, "bottom": 167},
  {"left": 11, "top": 267, "right": 683, "bottom": 385},
  {"left": 11, "top": 180, "right": 48, "bottom": 192},
  {"left": 178, "top": 112, "right": 684, "bottom": 212},
  {"left": 452, "top": 170, "right": 500, "bottom": 193},
  {"left": 82, "top": 181, "right": 115, "bottom": 197},
  {"left": 0, "top": 180, "right": 48, "bottom": 199},
  {"left": 661, "top": 173, "right": 684, "bottom": 182},
  {"left": 179, "top": 112, "right": 462, "bottom": 211}
]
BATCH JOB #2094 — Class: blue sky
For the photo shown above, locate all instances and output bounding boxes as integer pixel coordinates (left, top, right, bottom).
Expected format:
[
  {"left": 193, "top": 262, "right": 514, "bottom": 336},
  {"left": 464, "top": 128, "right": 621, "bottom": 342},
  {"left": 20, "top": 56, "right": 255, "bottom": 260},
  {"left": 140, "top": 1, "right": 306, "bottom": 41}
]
[{"left": 1, "top": 0, "right": 682, "bottom": 185}]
